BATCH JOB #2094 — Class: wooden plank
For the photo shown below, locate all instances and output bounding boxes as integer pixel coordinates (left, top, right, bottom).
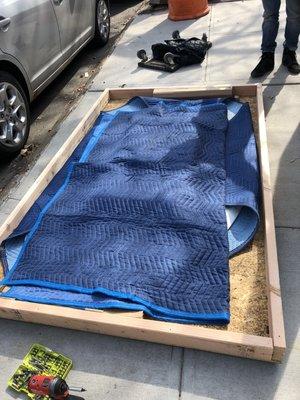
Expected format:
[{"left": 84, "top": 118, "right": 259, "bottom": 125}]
[
  {"left": 0, "top": 298, "right": 273, "bottom": 361},
  {"left": 0, "top": 89, "right": 110, "bottom": 244},
  {"left": 85, "top": 309, "right": 144, "bottom": 319},
  {"left": 256, "top": 84, "right": 286, "bottom": 362},
  {"left": 232, "top": 84, "right": 257, "bottom": 97},
  {"left": 153, "top": 86, "right": 233, "bottom": 99},
  {"left": 109, "top": 88, "right": 154, "bottom": 100}
]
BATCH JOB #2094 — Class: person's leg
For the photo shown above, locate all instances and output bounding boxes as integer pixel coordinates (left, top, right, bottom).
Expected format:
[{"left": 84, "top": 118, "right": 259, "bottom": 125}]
[
  {"left": 261, "top": 0, "right": 281, "bottom": 52},
  {"left": 251, "top": 0, "right": 281, "bottom": 78},
  {"left": 282, "top": 0, "right": 300, "bottom": 74},
  {"left": 284, "top": 0, "right": 300, "bottom": 51}
]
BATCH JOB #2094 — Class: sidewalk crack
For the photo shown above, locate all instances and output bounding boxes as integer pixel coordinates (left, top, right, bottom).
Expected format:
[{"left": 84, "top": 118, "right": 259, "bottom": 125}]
[
  {"left": 178, "top": 348, "right": 185, "bottom": 399},
  {"left": 204, "top": 5, "right": 213, "bottom": 83},
  {"left": 276, "top": 226, "right": 300, "bottom": 230}
]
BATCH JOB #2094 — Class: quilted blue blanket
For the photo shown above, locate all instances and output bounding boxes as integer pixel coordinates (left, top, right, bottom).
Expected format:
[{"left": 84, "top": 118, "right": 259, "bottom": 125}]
[{"left": 1, "top": 97, "right": 260, "bottom": 324}]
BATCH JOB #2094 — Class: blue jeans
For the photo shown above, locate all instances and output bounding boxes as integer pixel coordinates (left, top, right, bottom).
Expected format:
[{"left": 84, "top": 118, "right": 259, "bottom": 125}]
[{"left": 261, "top": 0, "right": 300, "bottom": 52}]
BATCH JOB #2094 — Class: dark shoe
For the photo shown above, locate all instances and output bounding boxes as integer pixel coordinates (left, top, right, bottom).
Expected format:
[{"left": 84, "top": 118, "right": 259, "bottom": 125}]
[
  {"left": 251, "top": 52, "right": 274, "bottom": 78},
  {"left": 282, "top": 48, "right": 300, "bottom": 75}
]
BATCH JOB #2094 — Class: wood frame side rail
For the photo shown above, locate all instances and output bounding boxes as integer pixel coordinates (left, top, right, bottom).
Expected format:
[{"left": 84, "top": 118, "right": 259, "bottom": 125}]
[
  {"left": 255, "top": 85, "right": 286, "bottom": 362},
  {"left": 0, "top": 298, "right": 273, "bottom": 361},
  {"left": 0, "top": 84, "right": 285, "bottom": 362}
]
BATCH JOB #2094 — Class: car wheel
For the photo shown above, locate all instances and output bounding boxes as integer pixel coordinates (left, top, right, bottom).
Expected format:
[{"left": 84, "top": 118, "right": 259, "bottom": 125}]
[
  {"left": 94, "top": 0, "right": 110, "bottom": 46},
  {"left": 0, "top": 71, "right": 30, "bottom": 157}
]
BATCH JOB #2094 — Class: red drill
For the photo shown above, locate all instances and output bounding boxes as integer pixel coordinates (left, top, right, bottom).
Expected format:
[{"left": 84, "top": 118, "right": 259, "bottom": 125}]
[{"left": 28, "top": 375, "right": 86, "bottom": 400}]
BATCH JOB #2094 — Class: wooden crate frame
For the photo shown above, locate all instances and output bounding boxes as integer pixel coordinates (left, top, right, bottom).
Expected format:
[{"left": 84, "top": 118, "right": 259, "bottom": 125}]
[{"left": 0, "top": 84, "right": 285, "bottom": 362}]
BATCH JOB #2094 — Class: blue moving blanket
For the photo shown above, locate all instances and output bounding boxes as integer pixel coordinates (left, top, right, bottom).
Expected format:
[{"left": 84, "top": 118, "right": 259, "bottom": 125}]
[{"left": 1, "top": 98, "right": 260, "bottom": 324}]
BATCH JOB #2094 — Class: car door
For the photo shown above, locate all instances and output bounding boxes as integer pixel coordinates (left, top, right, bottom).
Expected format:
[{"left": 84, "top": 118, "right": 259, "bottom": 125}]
[
  {"left": 51, "top": 0, "right": 93, "bottom": 61},
  {"left": 0, "top": 0, "right": 62, "bottom": 93}
]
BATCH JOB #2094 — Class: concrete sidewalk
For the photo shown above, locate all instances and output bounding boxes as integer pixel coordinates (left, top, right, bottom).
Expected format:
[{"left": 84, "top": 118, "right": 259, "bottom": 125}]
[{"left": 1, "top": 1, "right": 299, "bottom": 399}]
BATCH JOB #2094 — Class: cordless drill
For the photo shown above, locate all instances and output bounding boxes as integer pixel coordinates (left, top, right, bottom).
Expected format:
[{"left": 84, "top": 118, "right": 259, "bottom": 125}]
[{"left": 28, "top": 375, "right": 86, "bottom": 400}]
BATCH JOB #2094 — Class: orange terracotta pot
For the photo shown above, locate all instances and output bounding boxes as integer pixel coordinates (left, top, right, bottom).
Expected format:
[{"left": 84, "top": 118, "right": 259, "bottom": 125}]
[{"left": 168, "top": 0, "right": 210, "bottom": 21}]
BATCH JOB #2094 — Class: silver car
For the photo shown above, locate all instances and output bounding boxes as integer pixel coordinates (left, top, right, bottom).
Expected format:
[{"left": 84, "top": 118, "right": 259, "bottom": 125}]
[{"left": 0, "top": 0, "right": 110, "bottom": 156}]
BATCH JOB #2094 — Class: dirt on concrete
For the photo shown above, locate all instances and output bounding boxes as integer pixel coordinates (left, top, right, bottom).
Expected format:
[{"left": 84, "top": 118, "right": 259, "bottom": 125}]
[{"left": 0, "top": 0, "right": 149, "bottom": 205}]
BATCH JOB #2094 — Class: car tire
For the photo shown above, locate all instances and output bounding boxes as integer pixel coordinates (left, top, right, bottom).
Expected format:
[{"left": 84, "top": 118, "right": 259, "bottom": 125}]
[
  {"left": 94, "top": 0, "right": 110, "bottom": 46},
  {"left": 0, "top": 71, "right": 30, "bottom": 157}
]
